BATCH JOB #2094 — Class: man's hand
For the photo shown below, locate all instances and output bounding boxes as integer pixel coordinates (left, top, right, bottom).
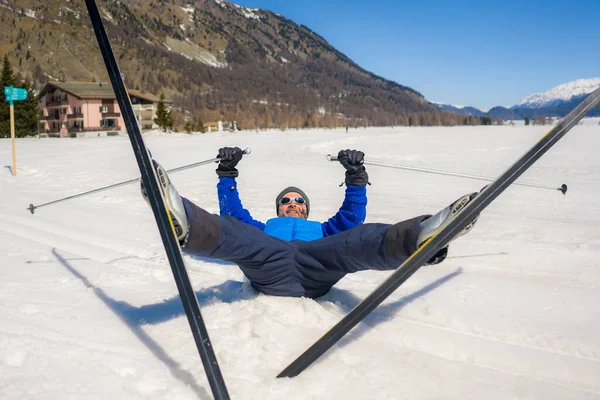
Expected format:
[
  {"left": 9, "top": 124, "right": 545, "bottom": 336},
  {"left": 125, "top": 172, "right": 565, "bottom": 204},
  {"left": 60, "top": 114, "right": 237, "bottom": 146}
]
[
  {"left": 338, "top": 149, "right": 364, "bottom": 173},
  {"left": 338, "top": 149, "right": 369, "bottom": 186},
  {"left": 216, "top": 147, "right": 244, "bottom": 178}
]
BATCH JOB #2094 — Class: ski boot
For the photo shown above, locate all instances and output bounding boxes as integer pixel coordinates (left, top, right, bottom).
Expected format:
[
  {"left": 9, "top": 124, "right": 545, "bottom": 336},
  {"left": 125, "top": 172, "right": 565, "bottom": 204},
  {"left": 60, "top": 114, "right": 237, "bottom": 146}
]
[
  {"left": 141, "top": 160, "right": 189, "bottom": 243},
  {"left": 417, "top": 192, "right": 479, "bottom": 249}
]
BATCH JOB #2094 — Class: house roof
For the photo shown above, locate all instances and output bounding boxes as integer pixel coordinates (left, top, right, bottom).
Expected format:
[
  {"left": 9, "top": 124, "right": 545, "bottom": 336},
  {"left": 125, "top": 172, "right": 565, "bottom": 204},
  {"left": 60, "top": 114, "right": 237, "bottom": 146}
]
[
  {"left": 39, "top": 81, "right": 170, "bottom": 103},
  {"left": 128, "top": 89, "right": 163, "bottom": 103}
]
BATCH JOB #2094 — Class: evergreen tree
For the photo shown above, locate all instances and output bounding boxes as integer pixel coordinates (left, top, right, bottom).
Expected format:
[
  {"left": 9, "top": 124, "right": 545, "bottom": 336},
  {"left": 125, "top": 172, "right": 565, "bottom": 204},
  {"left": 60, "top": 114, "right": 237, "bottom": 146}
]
[
  {"left": 0, "top": 54, "right": 15, "bottom": 87},
  {"left": 304, "top": 114, "right": 315, "bottom": 128},
  {"left": 14, "top": 78, "right": 39, "bottom": 137},
  {"left": 480, "top": 116, "right": 493, "bottom": 126},
  {"left": 194, "top": 117, "right": 205, "bottom": 133},
  {"left": 0, "top": 55, "right": 16, "bottom": 138},
  {"left": 525, "top": 116, "right": 530, "bottom": 126},
  {"left": 153, "top": 92, "right": 172, "bottom": 132},
  {"left": 167, "top": 109, "right": 175, "bottom": 131}
]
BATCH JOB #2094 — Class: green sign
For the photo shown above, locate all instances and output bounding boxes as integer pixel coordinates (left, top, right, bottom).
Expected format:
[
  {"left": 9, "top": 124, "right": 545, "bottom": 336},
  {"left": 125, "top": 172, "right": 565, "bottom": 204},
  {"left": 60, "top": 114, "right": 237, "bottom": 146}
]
[{"left": 4, "top": 86, "right": 28, "bottom": 103}]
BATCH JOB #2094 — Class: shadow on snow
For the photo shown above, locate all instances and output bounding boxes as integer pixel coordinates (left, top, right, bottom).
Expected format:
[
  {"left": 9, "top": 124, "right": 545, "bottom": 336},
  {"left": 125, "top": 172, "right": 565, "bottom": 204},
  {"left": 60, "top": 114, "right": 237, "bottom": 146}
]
[
  {"left": 52, "top": 246, "right": 463, "bottom": 387},
  {"left": 318, "top": 267, "right": 463, "bottom": 348},
  {"left": 51, "top": 247, "right": 254, "bottom": 400}
]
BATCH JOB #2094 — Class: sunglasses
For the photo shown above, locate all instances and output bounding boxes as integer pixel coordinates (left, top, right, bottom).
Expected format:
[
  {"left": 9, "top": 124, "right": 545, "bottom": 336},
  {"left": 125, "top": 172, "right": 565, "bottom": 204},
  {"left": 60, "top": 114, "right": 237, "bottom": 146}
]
[{"left": 279, "top": 197, "right": 306, "bottom": 205}]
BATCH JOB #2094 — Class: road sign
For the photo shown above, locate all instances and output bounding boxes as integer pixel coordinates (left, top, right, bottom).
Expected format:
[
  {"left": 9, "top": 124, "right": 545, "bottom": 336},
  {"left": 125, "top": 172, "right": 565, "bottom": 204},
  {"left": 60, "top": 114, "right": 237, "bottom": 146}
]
[
  {"left": 4, "top": 85, "right": 27, "bottom": 177},
  {"left": 4, "top": 86, "right": 28, "bottom": 102}
]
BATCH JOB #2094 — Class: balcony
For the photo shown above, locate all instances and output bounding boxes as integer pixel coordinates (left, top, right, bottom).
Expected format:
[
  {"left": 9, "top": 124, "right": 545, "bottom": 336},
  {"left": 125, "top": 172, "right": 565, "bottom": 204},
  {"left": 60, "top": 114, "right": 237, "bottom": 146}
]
[
  {"left": 132, "top": 104, "right": 155, "bottom": 111},
  {"left": 67, "top": 113, "right": 84, "bottom": 119},
  {"left": 46, "top": 99, "right": 70, "bottom": 107},
  {"left": 68, "top": 126, "right": 122, "bottom": 133},
  {"left": 40, "top": 115, "right": 60, "bottom": 121},
  {"left": 101, "top": 112, "right": 121, "bottom": 118}
]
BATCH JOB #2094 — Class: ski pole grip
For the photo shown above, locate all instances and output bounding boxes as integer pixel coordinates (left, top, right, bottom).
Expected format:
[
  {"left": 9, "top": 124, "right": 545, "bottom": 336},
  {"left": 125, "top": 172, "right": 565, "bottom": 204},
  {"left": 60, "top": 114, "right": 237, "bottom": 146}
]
[
  {"left": 558, "top": 183, "right": 568, "bottom": 195},
  {"left": 215, "top": 147, "right": 251, "bottom": 162}
]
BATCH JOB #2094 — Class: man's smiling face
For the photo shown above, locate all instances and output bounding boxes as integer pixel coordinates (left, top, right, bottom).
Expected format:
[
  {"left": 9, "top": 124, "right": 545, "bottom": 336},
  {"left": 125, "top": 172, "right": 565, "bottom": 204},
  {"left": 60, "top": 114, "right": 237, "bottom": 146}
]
[{"left": 278, "top": 191, "right": 308, "bottom": 219}]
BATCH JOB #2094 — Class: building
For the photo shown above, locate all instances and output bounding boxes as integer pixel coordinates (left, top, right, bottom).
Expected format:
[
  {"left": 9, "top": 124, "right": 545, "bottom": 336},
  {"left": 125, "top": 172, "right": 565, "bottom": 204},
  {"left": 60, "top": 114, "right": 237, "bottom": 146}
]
[
  {"left": 38, "top": 81, "right": 169, "bottom": 137},
  {"left": 203, "top": 120, "right": 236, "bottom": 132}
]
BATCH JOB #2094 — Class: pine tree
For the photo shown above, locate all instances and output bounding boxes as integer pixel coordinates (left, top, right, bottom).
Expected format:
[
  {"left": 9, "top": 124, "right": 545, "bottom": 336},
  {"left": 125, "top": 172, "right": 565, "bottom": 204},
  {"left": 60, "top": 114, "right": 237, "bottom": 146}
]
[
  {"left": 0, "top": 54, "right": 14, "bottom": 87},
  {"left": 195, "top": 117, "right": 205, "bottom": 133},
  {"left": 154, "top": 92, "right": 172, "bottom": 132},
  {"left": 167, "top": 110, "right": 175, "bottom": 132},
  {"left": 14, "top": 78, "right": 39, "bottom": 137},
  {"left": 0, "top": 54, "right": 16, "bottom": 138}
]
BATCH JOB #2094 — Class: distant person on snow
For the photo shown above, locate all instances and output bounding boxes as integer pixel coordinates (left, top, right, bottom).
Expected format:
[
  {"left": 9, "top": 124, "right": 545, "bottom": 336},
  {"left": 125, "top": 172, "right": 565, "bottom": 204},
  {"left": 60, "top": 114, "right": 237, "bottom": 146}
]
[{"left": 142, "top": 147, "right": 479, "bottom": 298}]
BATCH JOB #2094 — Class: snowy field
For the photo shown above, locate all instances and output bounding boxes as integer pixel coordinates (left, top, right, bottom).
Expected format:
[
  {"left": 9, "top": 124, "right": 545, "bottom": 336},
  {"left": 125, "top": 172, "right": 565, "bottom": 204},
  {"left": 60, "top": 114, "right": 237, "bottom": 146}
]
[{"left": 1, "top": 124, "right": 600, "bottom": 399}]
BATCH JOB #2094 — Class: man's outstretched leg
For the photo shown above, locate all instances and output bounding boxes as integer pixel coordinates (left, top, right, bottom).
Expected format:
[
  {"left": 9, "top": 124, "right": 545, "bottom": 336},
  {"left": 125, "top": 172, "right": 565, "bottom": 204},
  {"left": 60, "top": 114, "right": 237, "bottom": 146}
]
[
  {"left": 141, "top": 161, "right": 305, "bottom": 297},
  {"left": 296, "top": 193, "right": 480, "bottom": 297}
]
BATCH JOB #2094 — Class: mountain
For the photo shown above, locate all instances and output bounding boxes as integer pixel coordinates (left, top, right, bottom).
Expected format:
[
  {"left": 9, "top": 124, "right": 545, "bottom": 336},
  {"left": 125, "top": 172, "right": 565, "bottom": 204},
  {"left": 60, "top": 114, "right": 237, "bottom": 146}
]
[
  {"left": 511, "top": 78, "right": 600, "bottom": 118},
  {"left": 485, "top": 106, "right": 515, "bottom": 120},
  {"left": 433, "top": 78, "right": 600, "bottom": 120},
  {"left": 1, "top": 0, "right": 444, "bottom": 129},
  {"left": 431, "top": 103, "right": 485, "bottom": 117},
  {"left": 517, "top": 78, "right": 600, "bottom": 108}
]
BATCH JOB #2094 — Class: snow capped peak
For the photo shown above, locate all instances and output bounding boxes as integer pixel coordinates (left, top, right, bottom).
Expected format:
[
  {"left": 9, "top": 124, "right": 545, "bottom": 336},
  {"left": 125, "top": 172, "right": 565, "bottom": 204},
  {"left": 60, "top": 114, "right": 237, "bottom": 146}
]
[
  {"left": 518, "top": 77, "right": 600, "bottom": 108},
  {"left": 213, "top": 0, "right": 261, "bottom": 19}
]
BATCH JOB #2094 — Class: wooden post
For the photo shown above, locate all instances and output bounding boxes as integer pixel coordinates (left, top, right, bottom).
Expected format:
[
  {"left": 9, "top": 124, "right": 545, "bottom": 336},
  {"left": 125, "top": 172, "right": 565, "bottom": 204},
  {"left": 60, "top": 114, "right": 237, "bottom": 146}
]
[{"left": 10, "top": 102, "right": 16, "bottom": 176}]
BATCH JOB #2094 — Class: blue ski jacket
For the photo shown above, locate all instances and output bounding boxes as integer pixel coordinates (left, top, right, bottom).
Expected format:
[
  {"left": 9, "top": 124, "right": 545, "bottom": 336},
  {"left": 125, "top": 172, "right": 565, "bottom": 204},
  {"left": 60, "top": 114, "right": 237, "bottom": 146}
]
[{"left": 217, "top": 177, "right": 367, "bottom": 240}]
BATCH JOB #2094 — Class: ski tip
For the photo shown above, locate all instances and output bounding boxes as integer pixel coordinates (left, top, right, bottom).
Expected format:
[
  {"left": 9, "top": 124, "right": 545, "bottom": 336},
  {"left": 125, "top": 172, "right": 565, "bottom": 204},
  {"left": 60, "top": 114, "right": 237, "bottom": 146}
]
[
  {"left": 559, "top": 184, "right": 567, "bottom": 195},
  {"left": 27, "top": 204, "right": 36, "bottom": 214}
]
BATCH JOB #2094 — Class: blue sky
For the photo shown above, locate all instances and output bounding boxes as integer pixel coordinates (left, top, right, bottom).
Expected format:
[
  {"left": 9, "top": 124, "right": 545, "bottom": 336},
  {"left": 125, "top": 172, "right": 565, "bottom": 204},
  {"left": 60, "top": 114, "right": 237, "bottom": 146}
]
[{"left": 233, "top": 0, "right": 600, "bottom": 110}]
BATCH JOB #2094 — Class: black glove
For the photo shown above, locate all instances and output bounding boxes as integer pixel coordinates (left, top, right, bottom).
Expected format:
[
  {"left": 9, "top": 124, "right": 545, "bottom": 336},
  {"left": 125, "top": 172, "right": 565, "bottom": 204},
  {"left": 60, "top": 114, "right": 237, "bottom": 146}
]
[
  {"left": 216, "top": 147, "right": 243, "bottom": 178},
  {"left": 338, "top": 149, "right": 369, "bottom": 186}
]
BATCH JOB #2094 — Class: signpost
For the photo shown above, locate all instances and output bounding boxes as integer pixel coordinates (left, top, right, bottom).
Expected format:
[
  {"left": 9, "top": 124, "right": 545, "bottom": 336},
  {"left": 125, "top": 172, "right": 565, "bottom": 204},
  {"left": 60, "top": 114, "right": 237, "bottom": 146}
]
[{"left": 4, "top": 86, "right": 28, "bottom": 176}]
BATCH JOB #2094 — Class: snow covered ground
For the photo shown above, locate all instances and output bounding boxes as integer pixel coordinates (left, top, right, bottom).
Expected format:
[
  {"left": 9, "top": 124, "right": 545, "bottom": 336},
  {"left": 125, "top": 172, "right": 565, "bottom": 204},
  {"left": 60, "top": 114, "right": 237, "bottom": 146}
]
[{"left": 1, "top": 124, "right": 599, "bottom": 399}]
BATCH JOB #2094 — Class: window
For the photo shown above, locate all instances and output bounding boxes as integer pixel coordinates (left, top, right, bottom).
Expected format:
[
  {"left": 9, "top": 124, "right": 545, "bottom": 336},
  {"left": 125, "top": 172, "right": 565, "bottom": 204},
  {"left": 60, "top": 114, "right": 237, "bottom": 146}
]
[{"left": 101, "top": 119, "right": 116, "bottom": 128}]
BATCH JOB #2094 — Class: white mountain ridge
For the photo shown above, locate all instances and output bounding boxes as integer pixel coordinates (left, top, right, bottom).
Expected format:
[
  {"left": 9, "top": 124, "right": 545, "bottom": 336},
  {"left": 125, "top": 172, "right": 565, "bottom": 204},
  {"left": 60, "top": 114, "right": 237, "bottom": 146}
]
[{"left": 518, "top": 77, "right": 600, "bottom": 109}]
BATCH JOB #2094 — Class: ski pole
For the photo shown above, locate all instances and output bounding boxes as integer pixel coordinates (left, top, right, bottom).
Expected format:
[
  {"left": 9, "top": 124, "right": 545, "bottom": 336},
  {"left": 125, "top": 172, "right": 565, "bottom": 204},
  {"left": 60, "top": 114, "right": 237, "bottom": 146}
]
[
  {"left": 28, "top": 148, "right": 251, "bottom": 214},
  {"left": 326, "top": 154, "right": 567, "bottom": 194}
]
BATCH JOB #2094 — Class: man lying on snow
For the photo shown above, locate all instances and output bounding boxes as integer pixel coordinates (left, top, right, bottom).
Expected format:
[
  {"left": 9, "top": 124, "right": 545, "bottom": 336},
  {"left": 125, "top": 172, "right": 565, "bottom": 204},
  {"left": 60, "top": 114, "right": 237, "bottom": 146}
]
[{"left": 142, "top": 147, "right": 479, "bottom": 298}]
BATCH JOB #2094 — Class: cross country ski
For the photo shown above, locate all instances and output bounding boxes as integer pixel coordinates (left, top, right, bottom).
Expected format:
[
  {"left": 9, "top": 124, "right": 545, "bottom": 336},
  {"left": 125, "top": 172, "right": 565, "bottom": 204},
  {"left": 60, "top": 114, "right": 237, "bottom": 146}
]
[
  {"left": 83, "top": 0, "right": 229, "bottom": 398},
  {"left": 277, "top": 85, "right": 600, "bottom": 378}
]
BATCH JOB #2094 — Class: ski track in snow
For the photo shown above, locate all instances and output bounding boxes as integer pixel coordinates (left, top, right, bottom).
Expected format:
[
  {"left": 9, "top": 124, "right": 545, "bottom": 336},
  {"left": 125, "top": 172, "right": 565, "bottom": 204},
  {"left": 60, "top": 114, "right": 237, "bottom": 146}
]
[{"left": 1, "top": 126, "right": 600, "bottom": 399}]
